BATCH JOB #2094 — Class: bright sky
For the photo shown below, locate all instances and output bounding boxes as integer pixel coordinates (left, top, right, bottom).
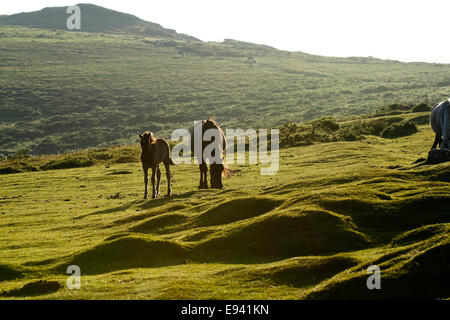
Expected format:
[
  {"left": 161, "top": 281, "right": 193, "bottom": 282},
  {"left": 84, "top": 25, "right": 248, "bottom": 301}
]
[{"left": 2, "top": 0, "right": 450, "bottom": 63}]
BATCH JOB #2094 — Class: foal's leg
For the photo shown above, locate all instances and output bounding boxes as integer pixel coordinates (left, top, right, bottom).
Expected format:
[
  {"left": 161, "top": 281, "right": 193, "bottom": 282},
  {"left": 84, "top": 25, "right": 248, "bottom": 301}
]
[
  {"left": 156, "top": 165, "right": 161, "bottom": 197},
  {"left": 198, "top": 164, "right": 203, "bottom": 189},
  {"left": 203, "top": 165, "right": 209, "bottom": 188},
  {"left": 143, "top": 166, "right": 149, "bottom": 199},
  {"left": 164, "top": 161, "right": 172, "bottom": 197},
  {"left": 151, "top": 166, "right": 157, "bottom": 199},
  {"left": 199, "top": 164, "right": 208, "bottom": 189}
]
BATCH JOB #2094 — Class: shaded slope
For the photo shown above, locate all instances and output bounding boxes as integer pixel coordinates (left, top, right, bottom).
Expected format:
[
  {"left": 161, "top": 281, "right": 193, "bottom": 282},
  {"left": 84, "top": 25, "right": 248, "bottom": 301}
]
[
  {"left": 305, "top": 238, "right": 450, "bottom": 300},
  {"left": 319, "top": 195, "right": 450, "bottom": 232},
  {"left": 242, "top": 256, "right": 359, "bottom": 288}
]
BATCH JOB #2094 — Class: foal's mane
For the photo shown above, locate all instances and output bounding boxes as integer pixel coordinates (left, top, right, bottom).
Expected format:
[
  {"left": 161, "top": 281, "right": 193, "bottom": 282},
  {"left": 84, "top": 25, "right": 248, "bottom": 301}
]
[
  {"left": 144, "top": 131, "right": 156, "bottom": 143},
  {"left": 141, "top": 131, "right": 156, "bottom": 150}
]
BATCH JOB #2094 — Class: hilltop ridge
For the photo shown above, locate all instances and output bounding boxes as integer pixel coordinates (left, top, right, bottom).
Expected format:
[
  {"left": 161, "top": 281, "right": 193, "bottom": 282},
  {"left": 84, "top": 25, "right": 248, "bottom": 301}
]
[{"left": 0, "top": 3, "right": 199, "bottom": 41}]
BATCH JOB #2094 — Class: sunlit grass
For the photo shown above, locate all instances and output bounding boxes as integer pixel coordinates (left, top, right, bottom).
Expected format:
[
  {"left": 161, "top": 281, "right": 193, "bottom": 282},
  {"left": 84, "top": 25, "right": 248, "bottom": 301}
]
[{"left": 1, "top": 122, "right": 449, "bottom": 299}]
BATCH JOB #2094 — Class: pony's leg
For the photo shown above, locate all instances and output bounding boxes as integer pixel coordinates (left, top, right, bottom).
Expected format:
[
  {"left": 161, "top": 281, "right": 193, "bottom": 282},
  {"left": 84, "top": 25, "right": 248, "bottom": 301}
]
[
  {"left": 164, "top": 162, "right": 172, "bottom": 197},
  {"left": 441, "top": 104, "right": 450, "bottom": 149},
  {"left": 143, "top": 166, "right": 149, "bottom": 199},
  {"left": 432, "top": 133, "right": 440, "bottom": 150},
  {"left": 151, "top": 167, "right": 157, "bottom": 199},
  {"left": 210, "top": 164, "right": 223, "bottom": 189},
  {"left": 442, "top": 104, "right": 449, "bottom": 149},
  {"left": 210, "top": 164, "right": 216, "bottom": 188}
]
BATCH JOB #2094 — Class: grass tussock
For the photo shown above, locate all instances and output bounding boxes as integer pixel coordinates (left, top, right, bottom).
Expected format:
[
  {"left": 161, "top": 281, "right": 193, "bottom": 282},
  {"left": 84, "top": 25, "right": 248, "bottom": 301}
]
[
  {"left": 62, "top": 236, "right": 191, "bottom": 275},
  {"left": 40, "top": 156, "right": 94, "bottom": 170},
  {"left": 380, "top": 121, "right": 418, "bottom": 138},
  {"left": 1, "top": 280, "right": 61, "bottom": 297},
  {"left": 194, "top": 210, "right": 371, "bottom": 263},
  {"left": 0, "top": 145, "right": 140, "bottom": 175},
  {"left": 279, "top": 106, "right": 426, "bottom": 147}
]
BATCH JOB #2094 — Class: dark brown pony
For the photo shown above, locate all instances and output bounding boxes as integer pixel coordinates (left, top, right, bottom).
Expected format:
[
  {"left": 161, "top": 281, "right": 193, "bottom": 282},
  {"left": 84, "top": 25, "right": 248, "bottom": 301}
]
[
  {"left": 139, "top": 131, "right": 174, "bottom": 199},
  {"left": 191, "top": 119, "right": 233, "bottom": 189}
]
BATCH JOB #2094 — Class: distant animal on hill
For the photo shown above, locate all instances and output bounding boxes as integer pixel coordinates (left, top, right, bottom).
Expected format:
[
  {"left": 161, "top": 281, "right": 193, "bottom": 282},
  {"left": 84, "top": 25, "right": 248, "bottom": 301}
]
[
  {"left": 430, "top": 99, "right": 450, "bottom": 150},
  {"left": 247, "top": 56, "right": 257, "bottom": 66},
  {"left": 191, "top": 118, "right": 233, "bottom": 189},
  {"left": 139, "top": 131, "right": 174, "bottom": 199}
]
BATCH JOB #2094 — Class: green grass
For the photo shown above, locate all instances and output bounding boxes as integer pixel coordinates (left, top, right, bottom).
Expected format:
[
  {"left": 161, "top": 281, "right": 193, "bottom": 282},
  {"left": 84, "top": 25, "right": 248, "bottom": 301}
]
[{"left": 1, "top": 121, "right": 449, "bottom": 299}]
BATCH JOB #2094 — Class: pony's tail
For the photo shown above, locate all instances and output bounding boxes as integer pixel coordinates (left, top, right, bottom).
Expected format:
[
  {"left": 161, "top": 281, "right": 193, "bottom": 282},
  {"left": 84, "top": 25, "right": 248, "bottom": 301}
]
[
  {"left": 168, "top": 158, "right": 175, "bottom": 165},
  {"left": 222, "top": 164, "right": 234, "bottom": 178}
]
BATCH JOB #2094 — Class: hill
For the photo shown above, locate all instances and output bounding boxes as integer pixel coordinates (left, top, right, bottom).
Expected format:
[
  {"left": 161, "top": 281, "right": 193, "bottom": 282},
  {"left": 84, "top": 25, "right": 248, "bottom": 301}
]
[
  {"left": 0, "top": 3, "right": 198, "bottom": 41},
  {"left": 1, "top": 5, "right": 450, "bottom": 155},
  {"left": 0, "top": 111, "right": 449, "bottom": 299}
]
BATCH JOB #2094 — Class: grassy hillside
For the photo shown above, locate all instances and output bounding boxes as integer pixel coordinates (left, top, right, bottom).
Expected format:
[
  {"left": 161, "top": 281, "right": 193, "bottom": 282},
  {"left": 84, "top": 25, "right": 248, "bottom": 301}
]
[
  {"left": 1, "top": 15, "right": 450, "bottom": 154},
  {"left": 0, "top": 4, "right": 197, "bottom": 40},
  {"left": 0, "top": 110, "right": 449, "bottom": 299}
]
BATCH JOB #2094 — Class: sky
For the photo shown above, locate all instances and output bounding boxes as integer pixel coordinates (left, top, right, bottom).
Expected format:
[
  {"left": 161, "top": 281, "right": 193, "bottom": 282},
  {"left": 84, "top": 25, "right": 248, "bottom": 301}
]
[{"left": 2, "top": 0, "right": 450, "bottom": 63}]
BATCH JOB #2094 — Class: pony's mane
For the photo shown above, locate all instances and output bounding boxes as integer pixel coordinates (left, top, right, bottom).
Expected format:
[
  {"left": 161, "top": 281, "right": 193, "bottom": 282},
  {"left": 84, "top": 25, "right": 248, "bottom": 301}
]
[{"left": 204, "top": 118, "right": 220, "bottom": 131}]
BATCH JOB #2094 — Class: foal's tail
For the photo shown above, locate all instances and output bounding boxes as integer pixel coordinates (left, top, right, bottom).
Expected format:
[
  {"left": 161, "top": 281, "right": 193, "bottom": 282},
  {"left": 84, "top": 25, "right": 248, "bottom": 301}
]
[
  {"left": 222, "top": 164, "right": 234, "bottom": 178},
  {"left": 168, "top": 158, "right": 175, "bottom": 166}
]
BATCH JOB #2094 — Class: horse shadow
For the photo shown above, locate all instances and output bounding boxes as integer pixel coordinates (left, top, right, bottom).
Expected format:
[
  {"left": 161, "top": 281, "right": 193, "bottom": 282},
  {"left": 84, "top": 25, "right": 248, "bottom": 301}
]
[
  {"left": 75, "top": 191, "right": 198, "bottom": 219},
  {"left": 74, "top": 200, "right": 142, "bottom": 220},
  {"left": 138, "top": 191, "right": 197, "bottom": 210}
]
